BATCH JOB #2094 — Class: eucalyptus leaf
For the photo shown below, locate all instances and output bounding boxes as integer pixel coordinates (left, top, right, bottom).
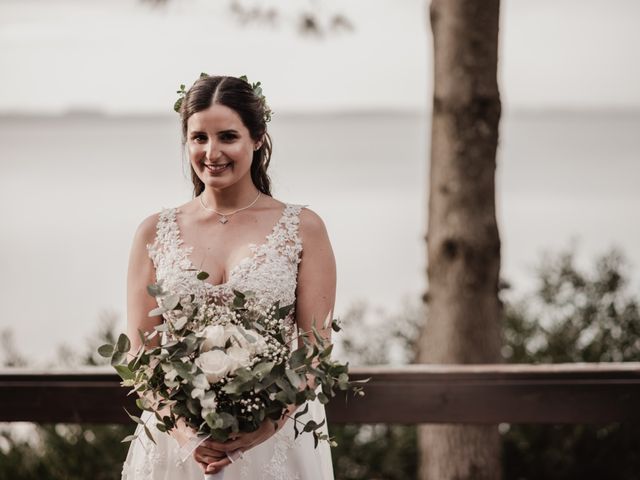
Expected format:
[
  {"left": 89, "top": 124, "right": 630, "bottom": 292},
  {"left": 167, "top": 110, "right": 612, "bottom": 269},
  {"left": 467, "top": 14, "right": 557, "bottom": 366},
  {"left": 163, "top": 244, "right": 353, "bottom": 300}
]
[
  {"left": 136, "top": 398, "right": 147, "bottom": 411},
  {"left": 252, "top": 361, "right": 275, "bottom": 380},
  {"left": 116, "top": 334, "right": 131, "bottom": 353},
  {"left": 143, "top": 425, "right": 157, "bottom": 445},
  {"left": 233, "top": 295, "right": 245, "bottom": 309},
  {"left": 293, "top": 402, "right": 309, "bottom": 421},
  {"left": 278, "top": 304, "right": 293, "bottom": 319},
  {"left": 196, "top": 271, "right": 210, "bottom": 280},
  {"left": 97, "top": 344, "right": 114, "bottom": 358},
  {"left": 289, "top": 346, "right": 307, "bottom": 369},
  {"left": 146, "top": 283, "right": 164, "bottom": 297},
  {"left": 285, "top": 368, "right": 303, "bottom": 389},
  {"left": 111, "top": 350, "right": 127, "bottom": 366},
  {"left": 303, "top": 420, "right": 319, "bottom": 433},
  {"left": 163, "top": 294, "right": 180, "bottom": 310},
  {"left": 186, "top": 398, "right": 199, "bottom": 416},
  {"left": 319, "top": 344, "right": 334, "bottom": 360},
  {"left": 219, "top": 412, "right": 238, "bottom": 431},
  {"left": 274, "top": 391, "right": 289, "bottom": 403},
  {"left": 149, "top": 306, "right": 166, "bottom": 317},
  {"left": 114, "top": 364, "right": 134, "bottom": 381},
  {"left": 124, "top": 408, "right": 144, "bottom": 425},
  {"left": 121, "top": 434, "right": 137, "bottom": 443}
]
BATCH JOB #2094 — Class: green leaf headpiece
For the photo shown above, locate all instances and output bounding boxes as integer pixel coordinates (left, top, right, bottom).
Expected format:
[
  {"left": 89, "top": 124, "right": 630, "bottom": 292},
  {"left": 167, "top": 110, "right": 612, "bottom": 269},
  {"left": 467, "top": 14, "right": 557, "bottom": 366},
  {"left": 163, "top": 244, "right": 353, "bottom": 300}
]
[{"left": 174, "top": 73, "right": 273, "bottom": 123}]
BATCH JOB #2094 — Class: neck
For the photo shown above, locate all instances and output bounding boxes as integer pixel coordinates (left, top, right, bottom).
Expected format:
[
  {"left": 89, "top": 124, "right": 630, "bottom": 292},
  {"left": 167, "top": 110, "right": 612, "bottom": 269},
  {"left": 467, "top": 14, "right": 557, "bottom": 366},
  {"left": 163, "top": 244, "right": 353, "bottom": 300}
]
[{"left": 200, "top": 179, "right": 262, "bottom": 212}]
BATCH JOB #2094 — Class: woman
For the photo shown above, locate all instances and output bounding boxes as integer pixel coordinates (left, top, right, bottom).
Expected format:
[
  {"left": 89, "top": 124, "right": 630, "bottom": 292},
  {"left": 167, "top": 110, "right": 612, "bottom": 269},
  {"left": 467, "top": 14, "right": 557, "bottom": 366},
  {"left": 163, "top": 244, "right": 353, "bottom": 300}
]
[{"left": 121, "top": 74, "right": 336, "bottom": 479}]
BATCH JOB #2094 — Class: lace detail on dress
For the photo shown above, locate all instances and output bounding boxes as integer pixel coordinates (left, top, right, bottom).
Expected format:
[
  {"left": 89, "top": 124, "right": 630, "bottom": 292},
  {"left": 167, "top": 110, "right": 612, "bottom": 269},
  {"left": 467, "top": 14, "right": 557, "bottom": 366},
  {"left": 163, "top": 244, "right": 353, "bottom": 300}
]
[
  {"left": 263, "top": 430, "right": 301, "bottom": 480},
  {"left": 122, "top": 202, "right": 332, "bottom": 480},
  {"left": 146, "top": 203, "right": 305, "bottom": 317}
]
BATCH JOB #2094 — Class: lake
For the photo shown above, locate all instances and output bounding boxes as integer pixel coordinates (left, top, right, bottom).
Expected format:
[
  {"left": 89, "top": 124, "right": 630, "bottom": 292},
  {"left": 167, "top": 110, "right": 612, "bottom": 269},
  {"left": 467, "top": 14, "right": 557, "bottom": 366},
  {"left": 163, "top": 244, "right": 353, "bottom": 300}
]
[{"left": 1, "top": 109, "right": 639, "bottom": 363}]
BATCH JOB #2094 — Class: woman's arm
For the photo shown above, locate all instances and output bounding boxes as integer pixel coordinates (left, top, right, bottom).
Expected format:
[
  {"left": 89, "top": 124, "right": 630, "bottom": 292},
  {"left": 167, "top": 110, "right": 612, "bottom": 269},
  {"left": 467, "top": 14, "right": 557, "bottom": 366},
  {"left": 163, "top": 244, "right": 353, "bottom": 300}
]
[
  {"left": 126, "top": 213, "right": 195, "bottom": 447},
  {"left": 126, "top": 213, "right": 163, "bottom": 354},
  {"left": 294, "top": 206, "right": 337, "bottom": 349},
  {"left": 282, "top": 206, "right": 337, "bottom": 411}
]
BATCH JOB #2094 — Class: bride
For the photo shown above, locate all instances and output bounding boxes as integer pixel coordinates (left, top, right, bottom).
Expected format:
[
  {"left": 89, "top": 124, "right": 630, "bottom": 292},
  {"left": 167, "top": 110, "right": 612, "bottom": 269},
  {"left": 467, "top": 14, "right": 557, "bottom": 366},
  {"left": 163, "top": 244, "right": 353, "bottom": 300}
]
[{"left": 121, "top": 74, "right": 336, "bottom": 479}]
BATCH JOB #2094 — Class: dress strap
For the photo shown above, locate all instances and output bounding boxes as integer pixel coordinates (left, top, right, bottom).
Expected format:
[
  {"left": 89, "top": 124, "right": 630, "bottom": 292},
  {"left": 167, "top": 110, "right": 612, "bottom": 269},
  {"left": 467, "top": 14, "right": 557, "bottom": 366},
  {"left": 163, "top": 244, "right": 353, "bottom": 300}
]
[
  {"left": 269, "top": 203, "right": 307, "bottom": 262},
  {"left": 146, "top": 207, "right": 180, "bottom": 268}
]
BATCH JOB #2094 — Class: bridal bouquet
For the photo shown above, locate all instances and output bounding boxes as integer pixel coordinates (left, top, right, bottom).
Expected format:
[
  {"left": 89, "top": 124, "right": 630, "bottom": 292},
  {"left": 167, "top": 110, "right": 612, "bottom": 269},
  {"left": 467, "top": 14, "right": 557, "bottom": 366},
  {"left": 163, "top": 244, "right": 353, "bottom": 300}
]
[{"left": 99, "top": 278, "right": 366, "bottom": 469}]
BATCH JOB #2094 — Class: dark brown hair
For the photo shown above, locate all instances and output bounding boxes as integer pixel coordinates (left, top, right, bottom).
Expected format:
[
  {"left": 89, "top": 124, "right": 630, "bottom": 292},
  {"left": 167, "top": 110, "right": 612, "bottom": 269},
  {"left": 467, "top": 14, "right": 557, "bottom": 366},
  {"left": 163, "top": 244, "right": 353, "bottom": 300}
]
[{"left": 179, "top": 75, "right": 273, "bottom": 197}]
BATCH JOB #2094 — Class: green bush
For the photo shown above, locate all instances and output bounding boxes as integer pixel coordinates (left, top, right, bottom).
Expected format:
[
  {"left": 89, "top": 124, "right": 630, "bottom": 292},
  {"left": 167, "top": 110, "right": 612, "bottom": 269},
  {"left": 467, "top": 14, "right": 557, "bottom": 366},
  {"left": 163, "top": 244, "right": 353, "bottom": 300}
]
[{"left": 501, "top": 247, "right": 640, "bottom": 480}]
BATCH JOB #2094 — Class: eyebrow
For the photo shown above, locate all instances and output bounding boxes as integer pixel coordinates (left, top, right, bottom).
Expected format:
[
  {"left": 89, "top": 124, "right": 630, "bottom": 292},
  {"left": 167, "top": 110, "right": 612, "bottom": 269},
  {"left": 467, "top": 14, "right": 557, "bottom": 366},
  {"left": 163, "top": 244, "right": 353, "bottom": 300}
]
[{"left": 190, "top": 129, "right": 239, "bottom": 135}]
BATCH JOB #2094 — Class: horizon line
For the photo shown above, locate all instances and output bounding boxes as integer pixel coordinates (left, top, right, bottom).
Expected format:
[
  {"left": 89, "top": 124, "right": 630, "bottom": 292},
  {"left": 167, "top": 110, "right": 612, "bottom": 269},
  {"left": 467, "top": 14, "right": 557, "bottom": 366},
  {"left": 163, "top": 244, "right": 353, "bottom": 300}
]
[{"left": 1, "top": 105, "right": 640, "bottom": 119}]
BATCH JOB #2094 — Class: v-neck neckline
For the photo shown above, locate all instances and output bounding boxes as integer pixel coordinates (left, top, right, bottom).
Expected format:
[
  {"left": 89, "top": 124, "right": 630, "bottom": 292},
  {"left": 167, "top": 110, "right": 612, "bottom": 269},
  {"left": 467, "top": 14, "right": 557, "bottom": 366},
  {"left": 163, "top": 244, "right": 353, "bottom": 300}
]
[{"left": 172, "top": 203, "right": 291, "bottom": 289}]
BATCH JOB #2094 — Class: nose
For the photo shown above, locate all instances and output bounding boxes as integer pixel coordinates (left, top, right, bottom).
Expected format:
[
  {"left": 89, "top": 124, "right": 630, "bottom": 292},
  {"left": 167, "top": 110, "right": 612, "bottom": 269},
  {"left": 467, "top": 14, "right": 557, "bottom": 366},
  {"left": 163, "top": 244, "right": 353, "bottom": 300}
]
[{"left": 204, "top": 138, "right": 222, "bottom": 161}]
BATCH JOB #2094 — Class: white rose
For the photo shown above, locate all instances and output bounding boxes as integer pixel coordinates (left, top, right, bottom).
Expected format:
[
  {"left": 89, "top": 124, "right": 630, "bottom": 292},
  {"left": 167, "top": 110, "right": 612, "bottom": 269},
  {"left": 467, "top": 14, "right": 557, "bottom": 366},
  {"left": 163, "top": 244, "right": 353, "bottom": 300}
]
[
  {"left": 200, "top": 325, "right": 228, "bottom": 352},
  {"left": 195, "top": 350, "right": 235, "bottom": 383},
  {"left": 226, "top": 345, "right": 251, "bottom": 369}
]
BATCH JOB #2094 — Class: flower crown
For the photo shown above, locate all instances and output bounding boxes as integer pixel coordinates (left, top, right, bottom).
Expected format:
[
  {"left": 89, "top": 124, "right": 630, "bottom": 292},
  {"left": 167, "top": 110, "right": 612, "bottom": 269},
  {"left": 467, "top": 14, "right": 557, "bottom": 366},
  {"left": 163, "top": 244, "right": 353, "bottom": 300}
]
[{"left": 173, "top": 73, "right": 273, "bottom": 123}]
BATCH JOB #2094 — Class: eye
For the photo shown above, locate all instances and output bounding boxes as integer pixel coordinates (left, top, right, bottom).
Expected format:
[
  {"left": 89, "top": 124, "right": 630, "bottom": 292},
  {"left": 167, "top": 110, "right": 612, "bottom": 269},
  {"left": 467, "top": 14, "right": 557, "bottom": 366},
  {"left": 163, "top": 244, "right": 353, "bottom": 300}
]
[
  {"left": 220, "top": 133, "right": 237, "bottom": 142},
  {"left": 191, "top": 134, "right": 207, "bottom": 142}
]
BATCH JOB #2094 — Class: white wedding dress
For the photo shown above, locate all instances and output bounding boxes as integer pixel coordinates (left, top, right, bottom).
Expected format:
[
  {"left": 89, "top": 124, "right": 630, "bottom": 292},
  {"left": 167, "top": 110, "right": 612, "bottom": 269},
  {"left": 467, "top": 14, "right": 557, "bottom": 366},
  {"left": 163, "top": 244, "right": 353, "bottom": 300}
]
[{"left": 121, "top": 202, "right": 334, "bottom": 480}]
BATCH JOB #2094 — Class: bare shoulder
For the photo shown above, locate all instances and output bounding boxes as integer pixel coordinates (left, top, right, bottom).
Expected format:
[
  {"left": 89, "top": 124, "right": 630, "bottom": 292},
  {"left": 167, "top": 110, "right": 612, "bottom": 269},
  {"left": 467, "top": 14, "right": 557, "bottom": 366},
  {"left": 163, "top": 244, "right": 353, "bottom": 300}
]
[
  {"left": 132, "top": 211, "right": 161, "bottom": 247},
  {"left": 297, "top": 206, "right": 331, "bottom": 247}
]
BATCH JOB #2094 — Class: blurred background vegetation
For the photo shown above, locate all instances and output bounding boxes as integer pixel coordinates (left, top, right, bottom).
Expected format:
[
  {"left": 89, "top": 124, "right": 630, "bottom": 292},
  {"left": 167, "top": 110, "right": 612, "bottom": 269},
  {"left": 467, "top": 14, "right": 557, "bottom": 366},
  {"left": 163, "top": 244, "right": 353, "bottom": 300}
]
[{"left": 1, "top": 244, "right": 639, "bottom": 479}]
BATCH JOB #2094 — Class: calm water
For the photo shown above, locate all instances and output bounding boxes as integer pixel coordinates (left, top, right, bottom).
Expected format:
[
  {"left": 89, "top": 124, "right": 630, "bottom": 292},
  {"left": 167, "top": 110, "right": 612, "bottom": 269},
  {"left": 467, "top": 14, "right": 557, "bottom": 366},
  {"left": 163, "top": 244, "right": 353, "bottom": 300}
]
[{"left": 1, "top": 110, "right": 639, "bottom": 363}]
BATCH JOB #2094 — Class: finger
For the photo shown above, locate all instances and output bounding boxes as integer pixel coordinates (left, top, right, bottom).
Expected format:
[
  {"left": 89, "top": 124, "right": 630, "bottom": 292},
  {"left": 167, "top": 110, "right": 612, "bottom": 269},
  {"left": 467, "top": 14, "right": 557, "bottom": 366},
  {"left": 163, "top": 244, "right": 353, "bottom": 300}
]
[
  {"left": 205, "top": 439, "right": 248, "bottom": 452},
  {"left": 196, "top": 459, "right": 209, "bottom": 473},
  {"left": 194, "top": 452, "right": 222, "bottom": 466},
  {"left": 217, "top": 438, "right": 252, "bottom": 451},
  {"left": 202, "top": 439, "right": 237, "bottom": 452},
  {"left": 207, "top": 456, "right": 232, "bottom": 471},
  {"left": 195, "top": 445, "right": 227, "bottom": 457}
]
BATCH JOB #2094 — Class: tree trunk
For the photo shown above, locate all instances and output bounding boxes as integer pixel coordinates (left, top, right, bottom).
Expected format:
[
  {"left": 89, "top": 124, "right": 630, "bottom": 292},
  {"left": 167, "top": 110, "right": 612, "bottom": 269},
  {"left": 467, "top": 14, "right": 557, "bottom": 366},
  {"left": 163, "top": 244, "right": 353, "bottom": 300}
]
[{"left": 417, "top": 0, "right": 503, "bottom": 479}]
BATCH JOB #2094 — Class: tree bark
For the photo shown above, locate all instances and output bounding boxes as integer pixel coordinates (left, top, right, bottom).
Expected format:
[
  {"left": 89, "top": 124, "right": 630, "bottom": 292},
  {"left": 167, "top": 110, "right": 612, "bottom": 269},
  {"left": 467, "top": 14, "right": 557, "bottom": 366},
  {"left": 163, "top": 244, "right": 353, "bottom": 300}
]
[{"left": 418, "top": 0, "right": 503, "bottom": 479}]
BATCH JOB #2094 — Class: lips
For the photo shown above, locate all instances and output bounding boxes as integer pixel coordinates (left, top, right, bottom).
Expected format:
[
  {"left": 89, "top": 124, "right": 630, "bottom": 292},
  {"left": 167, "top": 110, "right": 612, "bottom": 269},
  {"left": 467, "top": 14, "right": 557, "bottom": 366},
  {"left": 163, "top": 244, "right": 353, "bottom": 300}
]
[{"left": 204, "top": 162, "right": 232, "bottom": 174}]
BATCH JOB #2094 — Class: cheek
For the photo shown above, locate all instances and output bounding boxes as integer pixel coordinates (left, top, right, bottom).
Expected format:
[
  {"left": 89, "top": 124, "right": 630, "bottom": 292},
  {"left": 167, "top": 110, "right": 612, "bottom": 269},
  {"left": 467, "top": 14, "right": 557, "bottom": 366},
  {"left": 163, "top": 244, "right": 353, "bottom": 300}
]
[
  {"left": 226, "top": 143, "right": 250, "bottom": 158},
  {"left": 188, "top": 144, "right": 203, "bottom": 159}
]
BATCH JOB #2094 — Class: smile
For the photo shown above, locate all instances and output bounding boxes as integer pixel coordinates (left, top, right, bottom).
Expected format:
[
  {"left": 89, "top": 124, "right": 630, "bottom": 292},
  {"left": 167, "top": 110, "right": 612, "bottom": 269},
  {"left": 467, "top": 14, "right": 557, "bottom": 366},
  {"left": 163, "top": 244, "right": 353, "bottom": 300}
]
[{"left": 204, "top": 162, "right": 232, "bottom": 173}]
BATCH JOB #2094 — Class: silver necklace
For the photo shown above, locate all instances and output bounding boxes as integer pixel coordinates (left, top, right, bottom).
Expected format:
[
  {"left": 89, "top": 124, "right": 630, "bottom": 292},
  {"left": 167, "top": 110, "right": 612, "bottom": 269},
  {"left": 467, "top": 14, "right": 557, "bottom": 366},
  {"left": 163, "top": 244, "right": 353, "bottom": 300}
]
[{"left": 199, "top": 191, "right": 262, "bottom": 224}]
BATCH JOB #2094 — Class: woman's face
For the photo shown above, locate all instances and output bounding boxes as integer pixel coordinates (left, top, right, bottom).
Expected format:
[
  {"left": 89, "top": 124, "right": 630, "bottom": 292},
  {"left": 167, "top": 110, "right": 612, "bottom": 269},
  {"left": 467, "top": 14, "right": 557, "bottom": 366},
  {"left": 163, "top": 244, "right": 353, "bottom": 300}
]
[{"left": 186, "top": 103, "right": 261, "bottom": 191}]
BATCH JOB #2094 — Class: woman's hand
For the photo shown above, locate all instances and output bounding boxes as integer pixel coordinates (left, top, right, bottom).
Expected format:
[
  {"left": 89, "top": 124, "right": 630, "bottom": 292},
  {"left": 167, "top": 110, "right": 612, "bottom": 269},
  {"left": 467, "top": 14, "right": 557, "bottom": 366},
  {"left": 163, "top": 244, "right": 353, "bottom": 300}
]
[
  {"left": 199, "top": 417, "right": 283, "bottom": 473},
  {"left": 193, "top": 442, "right": 229, "bottom": 475}
]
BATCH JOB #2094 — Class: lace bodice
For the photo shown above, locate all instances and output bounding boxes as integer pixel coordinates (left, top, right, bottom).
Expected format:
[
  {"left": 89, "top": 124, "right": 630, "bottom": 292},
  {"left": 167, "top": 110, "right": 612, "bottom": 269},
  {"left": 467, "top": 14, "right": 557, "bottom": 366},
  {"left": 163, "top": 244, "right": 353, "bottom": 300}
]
[{"left": 146, "top": 202, "right": 307, "bottom": 329}]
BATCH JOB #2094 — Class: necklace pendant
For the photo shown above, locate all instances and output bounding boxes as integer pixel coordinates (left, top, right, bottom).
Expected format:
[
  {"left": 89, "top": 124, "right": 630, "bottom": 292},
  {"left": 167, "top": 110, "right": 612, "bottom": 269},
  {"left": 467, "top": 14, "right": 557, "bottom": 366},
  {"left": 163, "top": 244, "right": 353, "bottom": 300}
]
[{"left": 219, "top": 215, "right": 229, "bottom": 224}]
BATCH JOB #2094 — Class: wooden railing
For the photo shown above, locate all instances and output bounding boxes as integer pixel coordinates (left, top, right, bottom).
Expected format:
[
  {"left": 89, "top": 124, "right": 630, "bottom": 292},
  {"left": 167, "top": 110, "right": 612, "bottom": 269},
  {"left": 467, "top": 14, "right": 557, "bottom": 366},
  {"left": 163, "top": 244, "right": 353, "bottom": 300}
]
[{"left": 1, "top": 363, "right": 639, "bottom": 424}]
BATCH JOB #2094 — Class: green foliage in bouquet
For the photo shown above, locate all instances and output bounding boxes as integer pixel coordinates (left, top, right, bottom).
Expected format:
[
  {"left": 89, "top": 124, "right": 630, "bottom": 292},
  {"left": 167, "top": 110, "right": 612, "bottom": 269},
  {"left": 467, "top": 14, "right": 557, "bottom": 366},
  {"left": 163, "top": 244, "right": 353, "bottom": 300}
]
[{"left": 99, "top": 280, "right": 367, "bottom": 448}]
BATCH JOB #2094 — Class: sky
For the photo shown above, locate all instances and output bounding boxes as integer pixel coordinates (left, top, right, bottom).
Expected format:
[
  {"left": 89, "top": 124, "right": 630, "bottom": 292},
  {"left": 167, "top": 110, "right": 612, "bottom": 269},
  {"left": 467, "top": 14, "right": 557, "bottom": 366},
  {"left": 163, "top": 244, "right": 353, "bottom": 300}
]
[{"left": 1, "top": 0, "right": 639, "bottom": 114}]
